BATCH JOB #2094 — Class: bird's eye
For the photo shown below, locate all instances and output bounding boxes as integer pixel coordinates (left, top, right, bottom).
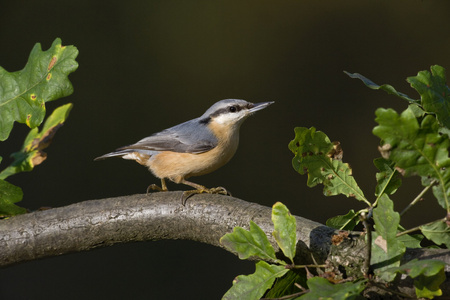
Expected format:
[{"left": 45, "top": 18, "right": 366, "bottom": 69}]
[{"left": 229, "top": 106, "right": 237, "bottom": 112}]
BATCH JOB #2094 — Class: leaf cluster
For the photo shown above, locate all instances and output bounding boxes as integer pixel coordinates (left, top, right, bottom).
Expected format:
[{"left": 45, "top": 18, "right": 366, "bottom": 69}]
[
  {"left": 0, "top": 39, "right": 78, "bottom": 216},
  {"left": 220, "top": 203, "right": 293, "bottom": 299},
  {"left": 347, "top": 66, "right": 450, "bottom": 249},
  {"left": 222, "top": 65, "right": 450, "bottom": 299},
  {"left": 220, "top": 203, "right": 366, "bottom": 299}
]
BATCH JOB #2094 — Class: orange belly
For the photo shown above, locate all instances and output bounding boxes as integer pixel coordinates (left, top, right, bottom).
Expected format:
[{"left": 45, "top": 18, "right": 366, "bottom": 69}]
[{"left": 146, "top": 135, "right": 239, "bottom": 183}]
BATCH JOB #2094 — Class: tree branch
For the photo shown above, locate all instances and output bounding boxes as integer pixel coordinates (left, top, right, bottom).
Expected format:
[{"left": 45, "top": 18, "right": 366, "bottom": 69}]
[
  {"left": 1, "top": 192, "right": 449, "bottom": 297},
  {"left": 0, "top": 192, "right": 335, "bottom": 267}
]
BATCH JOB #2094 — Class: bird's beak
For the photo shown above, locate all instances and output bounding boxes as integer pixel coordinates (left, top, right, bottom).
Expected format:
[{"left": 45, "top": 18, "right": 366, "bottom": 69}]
[{"left": 249, "top": 101, "right": 275, "bottom": 113}]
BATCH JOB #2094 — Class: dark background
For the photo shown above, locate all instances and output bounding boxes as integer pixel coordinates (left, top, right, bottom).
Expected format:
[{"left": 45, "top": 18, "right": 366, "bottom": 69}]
[{"left": 1, "top": 1, "right": 450, "bottom": 299}]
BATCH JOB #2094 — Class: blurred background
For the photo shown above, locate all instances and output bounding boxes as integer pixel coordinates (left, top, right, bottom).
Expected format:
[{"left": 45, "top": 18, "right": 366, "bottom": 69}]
[{"left": 1, "top": 1, "right": 450, "bottom": 299}]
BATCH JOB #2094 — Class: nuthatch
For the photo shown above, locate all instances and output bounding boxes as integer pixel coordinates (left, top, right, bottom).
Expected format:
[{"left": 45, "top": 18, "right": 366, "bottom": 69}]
[{"left": 95, "top": 99, "right": 274, "bottom": 204}]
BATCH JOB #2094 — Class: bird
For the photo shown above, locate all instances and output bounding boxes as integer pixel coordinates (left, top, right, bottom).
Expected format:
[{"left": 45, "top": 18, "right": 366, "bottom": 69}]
[{"left": 95, "top": 99, "right": 274, "bottom": 204}]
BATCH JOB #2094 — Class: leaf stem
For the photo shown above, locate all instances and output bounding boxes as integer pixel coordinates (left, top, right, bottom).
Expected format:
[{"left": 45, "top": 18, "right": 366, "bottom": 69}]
[
  {"left": 372, "top": 168, "right": 398, "bottom": 208},
  {"left": 396, "top": 218, "right": 445, "bottom": 237},
  {"left": 290, "top": 264, "right": 326, "bottom": 269},
  {"left": 338, "top": 208, "right": 368, "bottom": 230},
  {"left": 412, "top": 144, "right": 450, "bottom": 213},
  {"left": 318, "top": 156, "right": 371, "bottom": 206},
  {"left": 400, "top": 179, "right": 436, "bottom": 217}
]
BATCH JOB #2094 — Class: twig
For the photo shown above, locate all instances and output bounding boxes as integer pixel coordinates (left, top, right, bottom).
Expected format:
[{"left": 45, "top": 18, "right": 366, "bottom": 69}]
[
  {"left": 396, "top": 217, "right": 446, "bottom": 237},
  {"left": 360, "top": 210, "right": 373, "bottom": 277},
  {"left": 310, "top": 253, "right": 324, "bottom": 275},
  {"left": 400, "top": 179, "right": 436, "bottom": 217}
]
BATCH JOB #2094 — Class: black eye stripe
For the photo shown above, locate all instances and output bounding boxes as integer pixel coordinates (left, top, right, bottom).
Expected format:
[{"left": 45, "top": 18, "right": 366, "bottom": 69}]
[
  {"left": 230, "top": 105, "right": 243, "bottom": 112},
  {"left": 210, "top": 105, "right": 244, "bottom": 117}
]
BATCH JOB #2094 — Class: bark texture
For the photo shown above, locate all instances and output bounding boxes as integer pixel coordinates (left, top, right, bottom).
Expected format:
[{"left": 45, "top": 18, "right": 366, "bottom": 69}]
[{"left": 0, "top": 192, "right": 335, "bottom": 266}]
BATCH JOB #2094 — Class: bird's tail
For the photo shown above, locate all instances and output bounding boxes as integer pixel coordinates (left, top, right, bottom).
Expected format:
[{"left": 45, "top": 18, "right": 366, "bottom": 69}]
[{"left": 94, "top": 149, "right": 135, "bottom": 161}]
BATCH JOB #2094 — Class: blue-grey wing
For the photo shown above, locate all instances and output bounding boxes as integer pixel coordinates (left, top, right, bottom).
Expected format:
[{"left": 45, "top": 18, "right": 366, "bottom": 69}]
[{"left": 118, "top": 118, "right": 218, "bottom": 154}]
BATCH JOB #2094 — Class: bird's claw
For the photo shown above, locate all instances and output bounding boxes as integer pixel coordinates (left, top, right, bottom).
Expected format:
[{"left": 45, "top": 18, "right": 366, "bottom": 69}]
[
  {"left": 181, "top": 186, "right": 231, "bottom": 205},
  {"left": 146, "top": 184, "right": 167, "bottom": 194},
  {"left": 209, "top": 186, "right": 231, "bottom": 196}
]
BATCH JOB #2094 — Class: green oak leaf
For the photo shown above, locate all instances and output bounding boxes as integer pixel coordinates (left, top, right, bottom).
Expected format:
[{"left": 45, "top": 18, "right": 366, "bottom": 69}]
[
  {"left": 326, "top": 209, "right": 359, "bottom": 231},
  {"left": 373, "top": 107, "right": 419, "bottom": 150},
  {"left": 264, "top": 270, "right": 306, "bottom": 298},
  {"left": 0, "top": 103, "right": 72, "bottom": 179},
  {"left": 397, "top": 224, "right": 423, "bottom": 249},
  {"left": 220, "top": 221, "right": 283, "bottom": 265},
  {"left": 408, "top": 103, "right": 427, "bottom": 118},
  {"left": 373, "top": 107, "right": 450, "bottom": 211},
  {"left": 371, "top": 195, "right": 405, "bottom": 282},
  {"left": 0, "top": 179, "right": 26, "bottom": 216},
  {"left": 289, "top": 127, "right": 368, "bottom": 205},
  {"left": 344, "top": 71, "right": 418, "bottom": 104},
  {"left": 373, "top": 158, "right": 401, "bottom": 197},
  {"left": 396, "top": 233, "right": 423, "bottom": 249},
  {"left": 385, "top": 259, "right": 446, "bottom": 299},
  {"left": 414, "top": 268, "right": 446, "bottom": 299},
  {"left": 420, "top": 219, "right": 450, "bottom": 248},
  {"left": 407, "top": 65, "right": 450, "bottom": 128},
  {"left": 299, "top": 277, "right": 365, "bottom": 300},
  {"left": 222, "top": 261, "right": 289, "bottom": 300},
  {"left": 0, "top": 38, "right": 78, "bottom": 141},
  {"left": 431, "top": 182, "right": 450, "bottom": 213},
  {"left": 272, "top": 202, "right": 297, "bottom": 263}
]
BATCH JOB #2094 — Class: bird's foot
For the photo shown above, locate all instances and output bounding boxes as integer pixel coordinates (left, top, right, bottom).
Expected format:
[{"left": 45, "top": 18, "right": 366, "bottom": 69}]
[
  {"left": 146, "top": 184, "right": 168, "bottom": 194},
  {"left": 181, "top": 186, "right": 231, "bottom": 205},
  {"left": 209, "top": 186, "right": 232, "bottom": 196}
]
